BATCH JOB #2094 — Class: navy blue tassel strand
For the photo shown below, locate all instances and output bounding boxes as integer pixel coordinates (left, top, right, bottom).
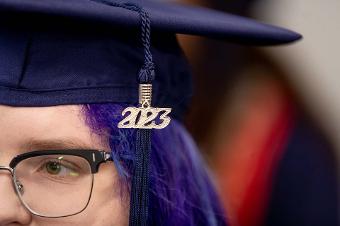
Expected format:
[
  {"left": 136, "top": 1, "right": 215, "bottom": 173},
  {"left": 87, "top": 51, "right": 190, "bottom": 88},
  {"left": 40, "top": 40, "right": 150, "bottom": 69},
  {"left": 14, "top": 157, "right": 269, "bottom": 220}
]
[
  {"left": 90, "top": 1, "right": 154, "bottom": 226},
  {"left": 131, "top": 129, "right": 151, "bottom": 226}
]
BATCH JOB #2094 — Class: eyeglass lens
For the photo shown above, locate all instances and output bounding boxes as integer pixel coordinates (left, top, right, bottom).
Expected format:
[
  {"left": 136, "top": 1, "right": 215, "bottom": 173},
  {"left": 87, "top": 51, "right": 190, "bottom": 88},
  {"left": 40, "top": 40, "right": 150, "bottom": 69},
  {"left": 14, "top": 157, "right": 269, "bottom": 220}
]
[{"left": 12, "top": 155, "right": 93, "bottom": 217}]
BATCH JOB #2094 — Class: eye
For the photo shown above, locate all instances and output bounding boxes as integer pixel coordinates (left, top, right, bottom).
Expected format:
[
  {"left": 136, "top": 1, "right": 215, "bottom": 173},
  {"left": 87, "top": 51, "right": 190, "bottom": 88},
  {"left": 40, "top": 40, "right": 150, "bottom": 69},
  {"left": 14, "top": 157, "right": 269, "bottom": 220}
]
[
  {"left": 45, "top": 161, "right": 62, "bottom": 175},
  {"left": 39, "top": 157, "right": 80, "bottom": 178}
]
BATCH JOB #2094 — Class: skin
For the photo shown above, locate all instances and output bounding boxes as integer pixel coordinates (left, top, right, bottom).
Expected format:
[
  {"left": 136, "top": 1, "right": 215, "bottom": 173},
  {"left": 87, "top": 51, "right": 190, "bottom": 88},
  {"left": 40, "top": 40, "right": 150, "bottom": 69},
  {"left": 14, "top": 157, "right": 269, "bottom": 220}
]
[{"left": 0, "top": 105, "right": 129, "bottom": 226}]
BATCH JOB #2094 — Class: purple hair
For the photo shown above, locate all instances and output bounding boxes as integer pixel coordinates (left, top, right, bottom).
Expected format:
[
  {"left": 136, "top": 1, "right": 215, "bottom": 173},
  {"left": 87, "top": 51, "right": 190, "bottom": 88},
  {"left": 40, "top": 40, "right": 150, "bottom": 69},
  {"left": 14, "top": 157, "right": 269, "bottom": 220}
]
[{"left": 82, "top": 103, "right": 227, "bottom": 226}]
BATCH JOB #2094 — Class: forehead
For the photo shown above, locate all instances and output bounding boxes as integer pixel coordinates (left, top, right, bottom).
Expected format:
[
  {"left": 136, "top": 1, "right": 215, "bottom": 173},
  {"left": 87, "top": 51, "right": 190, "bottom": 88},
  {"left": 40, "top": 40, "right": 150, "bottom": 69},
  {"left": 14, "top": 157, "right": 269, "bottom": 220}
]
[
  {"left": 0, "top": 105, "right": 107, "bottom": 157},
  {"left": 0, "top": 105, "right": 83, "bottom": 133}
]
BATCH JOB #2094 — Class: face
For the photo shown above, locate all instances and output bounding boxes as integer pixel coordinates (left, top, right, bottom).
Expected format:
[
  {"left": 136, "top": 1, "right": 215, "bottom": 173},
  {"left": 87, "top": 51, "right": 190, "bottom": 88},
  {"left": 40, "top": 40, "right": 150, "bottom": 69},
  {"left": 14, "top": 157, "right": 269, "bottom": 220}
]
[{"left": 0, "top": 105, "right": 129, "bottom": 226}]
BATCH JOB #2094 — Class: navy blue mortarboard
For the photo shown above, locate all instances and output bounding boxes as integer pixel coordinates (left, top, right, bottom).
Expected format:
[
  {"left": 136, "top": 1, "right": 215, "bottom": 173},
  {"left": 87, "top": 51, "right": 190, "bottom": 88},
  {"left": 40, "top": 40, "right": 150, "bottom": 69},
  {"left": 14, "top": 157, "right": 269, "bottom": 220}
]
[
  {"left": 0, "top": 0, "right": 301, "bottom": 110},
  {"left": 0, "top": 0, "right": 301, "bottom": 225}
]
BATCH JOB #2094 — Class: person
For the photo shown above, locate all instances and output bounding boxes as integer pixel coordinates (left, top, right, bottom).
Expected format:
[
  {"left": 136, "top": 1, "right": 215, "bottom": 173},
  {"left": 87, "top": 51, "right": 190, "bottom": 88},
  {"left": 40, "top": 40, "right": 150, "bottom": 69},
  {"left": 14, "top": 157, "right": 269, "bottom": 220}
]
[{"left": 0, "top": 0, "right": 301, "bottom": 225}]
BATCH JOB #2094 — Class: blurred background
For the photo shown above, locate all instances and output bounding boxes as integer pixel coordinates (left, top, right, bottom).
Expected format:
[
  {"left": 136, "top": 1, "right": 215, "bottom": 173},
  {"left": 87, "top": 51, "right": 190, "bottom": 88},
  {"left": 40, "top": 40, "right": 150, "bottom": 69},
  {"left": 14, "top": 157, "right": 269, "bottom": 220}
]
[{"left": 174, "top": 0, "right": 340, "bottom": 225}]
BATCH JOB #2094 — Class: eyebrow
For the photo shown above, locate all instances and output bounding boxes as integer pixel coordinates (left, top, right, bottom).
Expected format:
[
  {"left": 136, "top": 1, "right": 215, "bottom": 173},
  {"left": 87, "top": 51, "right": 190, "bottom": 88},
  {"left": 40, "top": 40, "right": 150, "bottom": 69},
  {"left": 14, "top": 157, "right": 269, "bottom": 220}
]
[{"left": 20, "top": 138, "right": 95, "bottom": 151}]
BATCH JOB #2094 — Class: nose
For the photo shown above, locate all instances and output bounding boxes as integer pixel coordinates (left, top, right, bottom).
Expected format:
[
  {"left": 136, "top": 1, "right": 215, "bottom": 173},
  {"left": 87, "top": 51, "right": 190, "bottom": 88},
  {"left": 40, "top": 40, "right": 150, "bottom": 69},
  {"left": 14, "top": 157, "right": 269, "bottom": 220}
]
[{"left": 0, "top": 167, "right": 31, "bottom": 225}]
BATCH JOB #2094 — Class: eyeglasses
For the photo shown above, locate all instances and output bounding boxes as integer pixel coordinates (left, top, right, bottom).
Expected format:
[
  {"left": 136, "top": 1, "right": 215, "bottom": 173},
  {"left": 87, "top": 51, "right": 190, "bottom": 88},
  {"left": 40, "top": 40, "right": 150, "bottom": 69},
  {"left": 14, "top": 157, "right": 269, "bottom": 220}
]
[{"left": 0, "top": 149, "right": 112, "bottom": 218}]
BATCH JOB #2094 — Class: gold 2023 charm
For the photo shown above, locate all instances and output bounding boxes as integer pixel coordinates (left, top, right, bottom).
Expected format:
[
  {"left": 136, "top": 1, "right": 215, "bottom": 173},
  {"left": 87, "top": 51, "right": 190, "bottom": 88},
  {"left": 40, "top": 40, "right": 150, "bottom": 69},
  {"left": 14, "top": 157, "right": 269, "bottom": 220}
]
[{"left": 118, "top": 84, "right": 172, "bottom": 129}]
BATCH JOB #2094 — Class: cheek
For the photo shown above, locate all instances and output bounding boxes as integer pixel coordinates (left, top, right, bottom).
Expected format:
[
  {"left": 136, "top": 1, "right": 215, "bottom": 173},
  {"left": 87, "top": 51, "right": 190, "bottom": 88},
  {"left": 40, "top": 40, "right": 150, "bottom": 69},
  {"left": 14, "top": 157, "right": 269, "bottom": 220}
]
[
  {"left": 86, "top": 162, "right": 130, "bottom": 226},
  {"left": 31, "top": 163, "right": 129, "bottom": 226}
]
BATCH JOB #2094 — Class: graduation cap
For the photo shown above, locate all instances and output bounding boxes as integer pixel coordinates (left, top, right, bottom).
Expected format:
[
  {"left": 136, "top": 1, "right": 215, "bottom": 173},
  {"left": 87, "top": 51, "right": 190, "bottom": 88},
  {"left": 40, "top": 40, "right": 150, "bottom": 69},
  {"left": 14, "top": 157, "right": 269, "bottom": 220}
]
[{"left": 0, "top": 0, "right": 301, "bottom": 225}]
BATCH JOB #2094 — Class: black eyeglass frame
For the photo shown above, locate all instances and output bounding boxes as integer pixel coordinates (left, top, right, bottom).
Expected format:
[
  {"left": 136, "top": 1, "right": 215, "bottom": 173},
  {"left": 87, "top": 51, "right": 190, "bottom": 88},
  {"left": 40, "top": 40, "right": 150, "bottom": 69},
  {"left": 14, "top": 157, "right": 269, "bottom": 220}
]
[
  {"left": 1, "top": 149, "right": 113, "bottom": 218},
  {"left": 10, "top": 149, "right": 112, "bottom": 173}
]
